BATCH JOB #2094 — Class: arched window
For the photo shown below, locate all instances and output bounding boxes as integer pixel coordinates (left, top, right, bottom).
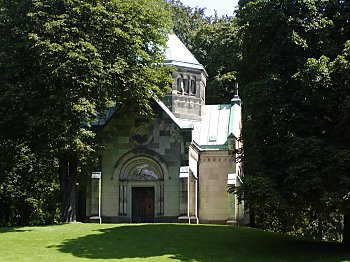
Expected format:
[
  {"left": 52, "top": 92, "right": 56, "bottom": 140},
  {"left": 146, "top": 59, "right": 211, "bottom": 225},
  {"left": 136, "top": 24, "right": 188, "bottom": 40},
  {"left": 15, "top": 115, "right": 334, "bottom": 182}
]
[
  {"left": 190, "top": 77, "right": 196, "bottom": 95},
  {"left": 177, "top": 77, "right": 182, "bottom": 92},
  {"left": 183, "top": 76, "right": 189, "bottom": 93}
]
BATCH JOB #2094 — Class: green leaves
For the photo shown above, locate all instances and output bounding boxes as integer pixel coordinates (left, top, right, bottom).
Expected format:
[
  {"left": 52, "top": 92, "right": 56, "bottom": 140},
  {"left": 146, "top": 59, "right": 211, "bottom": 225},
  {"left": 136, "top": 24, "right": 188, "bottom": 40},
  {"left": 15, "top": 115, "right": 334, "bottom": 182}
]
[
  {"left": 0, "top": 0, "right": 173, "bottom": 225},
  {"left": 0, "top": 139, "right": 60, "bottom": 226},
  {"left": 238, "top": 0, "right": 350, "bottom": 240}
]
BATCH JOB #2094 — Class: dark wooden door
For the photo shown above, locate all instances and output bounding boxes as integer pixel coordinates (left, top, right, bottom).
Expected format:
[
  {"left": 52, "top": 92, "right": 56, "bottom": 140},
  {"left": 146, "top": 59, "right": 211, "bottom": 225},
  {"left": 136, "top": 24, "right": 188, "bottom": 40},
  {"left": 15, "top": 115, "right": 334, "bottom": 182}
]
[{"left": 132, "top": 187, "right": 155, "bottom": 223}]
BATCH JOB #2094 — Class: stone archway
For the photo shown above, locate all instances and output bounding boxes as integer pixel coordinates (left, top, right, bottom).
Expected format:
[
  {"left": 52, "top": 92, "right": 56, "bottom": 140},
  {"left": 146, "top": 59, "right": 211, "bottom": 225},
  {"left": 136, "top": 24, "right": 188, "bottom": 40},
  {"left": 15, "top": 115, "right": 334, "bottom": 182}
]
[
  {"left": 119, "top": 156, "right": 164, "bottom": 182},
  {"left": 113, "top": 149, "right": 167, "bottom": 222}
]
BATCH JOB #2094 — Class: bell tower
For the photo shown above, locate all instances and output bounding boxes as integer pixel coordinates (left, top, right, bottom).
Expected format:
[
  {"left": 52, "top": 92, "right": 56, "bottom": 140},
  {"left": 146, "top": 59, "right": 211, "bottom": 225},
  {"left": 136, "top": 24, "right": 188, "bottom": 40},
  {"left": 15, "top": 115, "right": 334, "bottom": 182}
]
[{"left": 162, "top": 35, "right": 207, "bottom": 121}]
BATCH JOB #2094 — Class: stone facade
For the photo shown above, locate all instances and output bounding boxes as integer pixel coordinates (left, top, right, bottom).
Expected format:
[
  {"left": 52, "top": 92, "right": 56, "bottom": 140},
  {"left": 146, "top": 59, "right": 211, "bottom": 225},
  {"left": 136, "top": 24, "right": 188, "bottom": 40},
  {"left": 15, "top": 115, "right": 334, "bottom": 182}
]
[
  {"left": 196, "top": 150, "right": 235, "bottom": 224},
  {"left": 86, "top": 104, "right": 192, "bottom": 222},
  {"left": 162, "top": 68, "right": 206, "bottom": 121},
  {"left": 84, "top": 35, "right": 247, "bottom": 225}
]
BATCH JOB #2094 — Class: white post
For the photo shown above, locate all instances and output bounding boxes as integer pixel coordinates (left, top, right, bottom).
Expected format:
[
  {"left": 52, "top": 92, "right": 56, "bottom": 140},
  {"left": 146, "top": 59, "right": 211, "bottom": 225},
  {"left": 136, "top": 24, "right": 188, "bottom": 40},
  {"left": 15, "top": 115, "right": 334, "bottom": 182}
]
[
  {"left": 98, "top": 176, "right": 102, "bottom": 224},
  {"left": 188, "top": 173, "right": 190, "bottom": 224},
  {"left": 91, "top": 171, "right": 102, "bottom": 224},
  {"left": 195, "top": 178, "right": 199, "bottom": 224},
  {"left": 236, "top": 197, "right": 239, "bottom": 226}
]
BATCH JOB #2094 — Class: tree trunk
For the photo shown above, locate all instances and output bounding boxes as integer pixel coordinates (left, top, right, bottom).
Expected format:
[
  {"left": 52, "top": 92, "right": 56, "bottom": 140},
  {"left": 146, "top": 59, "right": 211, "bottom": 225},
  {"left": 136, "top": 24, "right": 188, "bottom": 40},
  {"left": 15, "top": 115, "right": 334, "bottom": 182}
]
[
  {"left": 59, "top": 155, "right": 78, "bottom": 223},
  {"left": 344, "top": 208, "right": 350, "bottom": 245}
]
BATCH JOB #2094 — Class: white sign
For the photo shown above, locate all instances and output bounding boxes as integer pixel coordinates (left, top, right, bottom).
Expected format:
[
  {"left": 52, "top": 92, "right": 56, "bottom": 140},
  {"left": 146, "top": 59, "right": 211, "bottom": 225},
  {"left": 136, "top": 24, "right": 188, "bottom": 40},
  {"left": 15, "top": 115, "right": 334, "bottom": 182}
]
[
  {"left": 227, "top": 173, "right": 236, "bottom": 185},
  {"left": 179, "top": 166, "right": 189, "bottom": 173},
  {"left": 91, "top": 172, "right": 101, "bottom": 179}
]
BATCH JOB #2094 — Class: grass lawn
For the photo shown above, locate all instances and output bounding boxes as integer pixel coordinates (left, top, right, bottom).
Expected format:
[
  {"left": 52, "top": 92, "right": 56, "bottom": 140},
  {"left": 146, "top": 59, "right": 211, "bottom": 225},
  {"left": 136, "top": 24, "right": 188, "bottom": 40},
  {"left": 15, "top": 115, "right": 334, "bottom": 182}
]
[{"left": 0, "top": 223, "right": 349, "bottom": 261}]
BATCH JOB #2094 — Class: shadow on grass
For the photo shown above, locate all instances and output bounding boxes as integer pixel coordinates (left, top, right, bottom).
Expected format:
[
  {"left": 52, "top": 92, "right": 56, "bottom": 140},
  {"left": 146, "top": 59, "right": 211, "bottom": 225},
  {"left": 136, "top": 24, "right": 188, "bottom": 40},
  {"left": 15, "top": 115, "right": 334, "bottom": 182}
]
[
  {"left": 0, "top": 227, "right": 32, "bottom": 233},
  {"left": 49, "top": 224, "right": 350, "bottom": 262}
]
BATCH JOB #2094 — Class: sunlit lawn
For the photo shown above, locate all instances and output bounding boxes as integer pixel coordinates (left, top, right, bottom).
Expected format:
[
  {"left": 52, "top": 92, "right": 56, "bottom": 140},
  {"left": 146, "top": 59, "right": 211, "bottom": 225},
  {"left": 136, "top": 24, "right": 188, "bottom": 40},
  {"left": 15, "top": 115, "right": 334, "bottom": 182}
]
[{"left": 0, "top": 223, "right": 349, "bottom": 261}]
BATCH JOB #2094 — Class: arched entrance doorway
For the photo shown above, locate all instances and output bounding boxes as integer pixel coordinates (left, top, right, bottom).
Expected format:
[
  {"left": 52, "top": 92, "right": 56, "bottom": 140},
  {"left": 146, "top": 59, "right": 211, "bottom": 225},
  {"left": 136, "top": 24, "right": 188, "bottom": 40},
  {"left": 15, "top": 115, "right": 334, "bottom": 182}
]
[{"left": 114, "top": 150, "right": 166, "bottom": 223}]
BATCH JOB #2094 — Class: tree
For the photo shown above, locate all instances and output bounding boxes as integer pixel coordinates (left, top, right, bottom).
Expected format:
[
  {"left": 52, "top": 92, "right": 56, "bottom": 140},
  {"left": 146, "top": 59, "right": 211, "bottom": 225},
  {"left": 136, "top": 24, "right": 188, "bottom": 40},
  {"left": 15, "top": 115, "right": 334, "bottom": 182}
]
[
  {"left": 236, "top": 0, "right": 350, "bottom": 241},
  {"left": 0, "top": 140, "right": 59, "bottom": 226},
  {"left": 0, "top": 0, "right": 172, "bottom": 223},
  {"left": 294, "top": 43, "right": 350, "bottom": 242},
  {"left": 190, "top": 16, "right": 240, "bottom": 104},
  {"left": 0, "top": 0, "right": 60, "bottom": 226},
  {"left": 165, "top": 0, "right": 206, "bottom": 48}
]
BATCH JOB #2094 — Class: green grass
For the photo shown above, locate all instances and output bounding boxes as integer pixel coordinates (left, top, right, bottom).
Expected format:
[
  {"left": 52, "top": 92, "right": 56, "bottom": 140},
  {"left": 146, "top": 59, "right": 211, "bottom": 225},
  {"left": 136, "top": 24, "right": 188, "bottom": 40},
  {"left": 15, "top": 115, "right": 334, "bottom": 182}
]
[{"left": 0, "top": 223, "right": 349, "bottom": 261}]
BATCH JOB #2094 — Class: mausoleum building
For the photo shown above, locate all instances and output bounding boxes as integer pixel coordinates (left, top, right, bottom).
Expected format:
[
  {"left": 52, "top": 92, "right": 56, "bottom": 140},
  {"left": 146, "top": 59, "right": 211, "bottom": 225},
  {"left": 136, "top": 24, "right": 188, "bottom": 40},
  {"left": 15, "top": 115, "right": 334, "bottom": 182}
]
[{"left": 85, "top": 35, "right": 247, "bottom": 225}]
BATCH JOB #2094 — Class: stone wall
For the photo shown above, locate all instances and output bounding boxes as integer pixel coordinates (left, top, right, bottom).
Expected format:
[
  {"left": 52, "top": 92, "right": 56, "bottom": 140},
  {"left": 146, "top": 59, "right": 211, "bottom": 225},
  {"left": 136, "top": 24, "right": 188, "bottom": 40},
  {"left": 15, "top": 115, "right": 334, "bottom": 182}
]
[
  {"left": 86, "top": 102, "right": 192, "bottom": 222},
  {"left": 197, "top": 150, "right": 236, "bottom": 224},
  {"left": 162, "top": 68, "right": 206, "bottom": 121}
]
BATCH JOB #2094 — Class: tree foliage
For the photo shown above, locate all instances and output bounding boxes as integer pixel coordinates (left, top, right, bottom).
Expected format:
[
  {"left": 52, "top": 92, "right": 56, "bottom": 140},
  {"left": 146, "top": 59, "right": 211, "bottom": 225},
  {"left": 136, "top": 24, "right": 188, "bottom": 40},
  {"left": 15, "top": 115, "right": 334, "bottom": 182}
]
[
  {"left": 0, "top": 140, "right": 59, "bottom": 226},
  {"left": 0, "top": 0, "right": 172, "bottom": 225},
  {"left": 190, "top": 16, "right": 240, "bottom": 104},
  {"left": 165, "top": 0, "right": 206, "bottom": 48},
  {"left": 236, "top": 0, "right": 350, "bottom": 241}
]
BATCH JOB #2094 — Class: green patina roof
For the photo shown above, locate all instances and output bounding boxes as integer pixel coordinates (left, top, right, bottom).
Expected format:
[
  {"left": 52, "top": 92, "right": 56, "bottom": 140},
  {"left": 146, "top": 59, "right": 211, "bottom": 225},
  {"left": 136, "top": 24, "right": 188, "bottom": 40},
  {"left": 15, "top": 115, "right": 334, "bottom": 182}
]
[
  {"left": 192, "top": 141, "right": 229, "bottom": 151},
  {"left": 91, "top": 108, "right": 116, "bottom": 127},
  {"left": 191, "top": 102, "right": 241, "bottom": 150}
]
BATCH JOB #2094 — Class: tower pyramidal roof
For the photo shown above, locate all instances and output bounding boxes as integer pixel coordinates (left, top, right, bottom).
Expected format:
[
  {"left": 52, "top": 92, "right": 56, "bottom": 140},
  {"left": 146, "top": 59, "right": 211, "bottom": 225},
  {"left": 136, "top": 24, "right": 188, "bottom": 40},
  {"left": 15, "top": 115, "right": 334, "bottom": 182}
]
[{"left": 164, "top": 34, "right": 205, "bottom": 71}]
